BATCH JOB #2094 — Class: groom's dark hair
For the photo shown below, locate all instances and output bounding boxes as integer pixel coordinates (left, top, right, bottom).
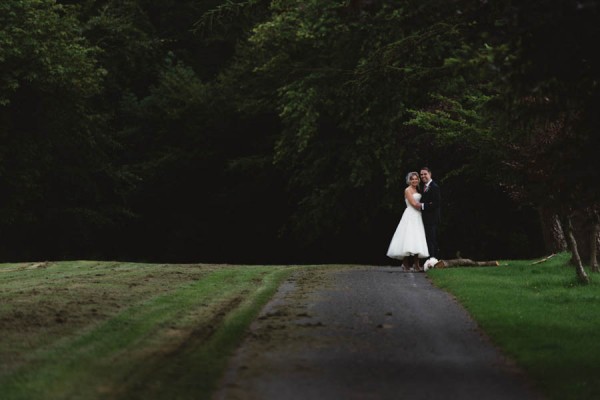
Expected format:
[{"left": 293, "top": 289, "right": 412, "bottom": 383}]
[{"left": 420, "top": 167, "right": 431, "bottom": 173}]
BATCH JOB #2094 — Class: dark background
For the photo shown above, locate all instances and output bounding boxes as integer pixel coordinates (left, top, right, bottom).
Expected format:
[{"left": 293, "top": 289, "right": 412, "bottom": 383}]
[{"left": 2, "top": 0, "right": 596, "bottom": 264}]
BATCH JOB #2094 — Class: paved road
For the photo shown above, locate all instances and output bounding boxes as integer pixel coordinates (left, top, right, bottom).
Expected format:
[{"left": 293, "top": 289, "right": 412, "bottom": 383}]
[{"left": 215, "top": 267, "right": 543, "bottom": 400}]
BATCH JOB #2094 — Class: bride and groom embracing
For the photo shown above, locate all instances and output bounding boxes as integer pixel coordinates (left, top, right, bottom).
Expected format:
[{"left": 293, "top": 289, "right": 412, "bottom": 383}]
[{"left": 386, "top": 167, "right": 441, "bottom": 272}]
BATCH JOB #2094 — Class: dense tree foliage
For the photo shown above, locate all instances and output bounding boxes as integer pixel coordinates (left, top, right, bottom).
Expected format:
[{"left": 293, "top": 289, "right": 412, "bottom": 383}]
[
  {"left": 0, "top": 0, "right": 597, "bottom": 268},
  {"left": 0, "top": 0, "right": 121, "bottom": 259}
]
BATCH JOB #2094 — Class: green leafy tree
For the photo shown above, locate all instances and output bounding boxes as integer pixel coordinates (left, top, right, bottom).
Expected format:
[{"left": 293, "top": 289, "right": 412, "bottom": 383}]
[
  {"left": 489, "top": 1, "right": 600, "bottom": 281},
  {"left": 218, "top": 0, "right": 544, "bottom": 261},
  {"left": 86, "top": 0, "right": 284, "bottom": 262},
  {"left": 406, "top": 0, "right": 600, "bottom": 280},
  {"left": 0, "top": 0, "right": 125, "bottom": 259}
]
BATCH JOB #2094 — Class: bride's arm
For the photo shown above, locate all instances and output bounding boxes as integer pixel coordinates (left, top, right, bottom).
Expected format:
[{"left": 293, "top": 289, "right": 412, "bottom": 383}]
[{"left": 405, "top": 189, "right": 422, "bottom": 210}]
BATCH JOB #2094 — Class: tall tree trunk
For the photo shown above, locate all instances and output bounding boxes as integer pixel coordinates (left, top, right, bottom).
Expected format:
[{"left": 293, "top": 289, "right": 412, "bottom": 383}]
[
  {"left": 538, "top": 206, "right": 567, "bottom": 253},
  {"left": 571, "top": 210, "right": 592, "bottom": 262},
  {"left": 564, "top": 214, "right": 590, "bottom": 284},
  {"left": 591, "top": 210, "right": 599, "bottom": 273}
]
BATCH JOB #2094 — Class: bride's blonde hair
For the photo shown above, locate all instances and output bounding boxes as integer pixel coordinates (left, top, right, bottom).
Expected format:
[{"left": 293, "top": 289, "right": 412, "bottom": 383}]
[{"left": 405, "top": 171, "right": 419, "bottom": 185}]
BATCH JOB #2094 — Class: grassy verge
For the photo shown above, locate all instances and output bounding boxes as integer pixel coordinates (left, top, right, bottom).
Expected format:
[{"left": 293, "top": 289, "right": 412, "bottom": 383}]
[
  {"left": 0, "top": 261, "right": 299, "bottom": 400},
  {"left": 428, "top": 252, "right": 600, "bottom": 400}
]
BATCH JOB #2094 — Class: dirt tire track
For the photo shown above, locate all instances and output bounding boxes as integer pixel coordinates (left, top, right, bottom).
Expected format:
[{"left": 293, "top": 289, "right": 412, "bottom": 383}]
[{"left": 107, "top": 295, "right": 244, "bottom": 399}]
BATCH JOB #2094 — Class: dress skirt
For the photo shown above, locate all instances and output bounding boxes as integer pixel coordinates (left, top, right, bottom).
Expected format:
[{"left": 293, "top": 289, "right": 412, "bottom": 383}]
[{"left": 386, "top": 196, "right": 429, "bottom": 259}]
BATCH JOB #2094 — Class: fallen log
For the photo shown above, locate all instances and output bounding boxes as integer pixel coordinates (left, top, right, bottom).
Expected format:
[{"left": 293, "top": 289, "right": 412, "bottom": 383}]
[
  {"left": 434, "top": 259, "right": 499, "bottom": 268},
  {"left": 531, "top": 254, "right": 556, "bottom": 265}
]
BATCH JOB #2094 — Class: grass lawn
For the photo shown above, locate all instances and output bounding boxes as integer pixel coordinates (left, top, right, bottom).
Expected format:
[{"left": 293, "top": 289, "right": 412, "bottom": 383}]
[
  {"left": 428, "top": 252, "right": 600, "bottom": 400},
  {"left": 0, "top": 261, "right": 303, "bottom": 400},
  {"left": 3, "top": 255, "right": 599, "bottom": 400}
]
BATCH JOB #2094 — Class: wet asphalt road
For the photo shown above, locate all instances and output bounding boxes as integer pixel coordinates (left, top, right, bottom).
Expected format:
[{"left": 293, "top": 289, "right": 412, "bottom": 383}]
[{"left": 215, "top": 267, "right": 543, "bottom": 400}]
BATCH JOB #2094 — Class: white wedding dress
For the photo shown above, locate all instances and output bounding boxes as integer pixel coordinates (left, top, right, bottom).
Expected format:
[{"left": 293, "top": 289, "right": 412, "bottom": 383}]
[{"left": 386, "top": 193, "right": 429, "bottom": 259}]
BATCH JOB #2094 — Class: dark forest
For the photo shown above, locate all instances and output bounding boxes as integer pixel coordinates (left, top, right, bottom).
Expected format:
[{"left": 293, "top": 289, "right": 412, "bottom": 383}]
[{"left": 1, "top": 0, "right": 599, "bottom": 264}]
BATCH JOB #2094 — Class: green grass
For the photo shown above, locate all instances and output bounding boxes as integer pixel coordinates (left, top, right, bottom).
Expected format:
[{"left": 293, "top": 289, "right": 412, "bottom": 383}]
[
  {"left": 3, "top": 256, "right": 599, "bottom": 399},
  {"left": 428, "top": 252, "right": 600, "bottom": 400},
  {"left": 0, "top": 261, "right": 300, "bottom": 400}
]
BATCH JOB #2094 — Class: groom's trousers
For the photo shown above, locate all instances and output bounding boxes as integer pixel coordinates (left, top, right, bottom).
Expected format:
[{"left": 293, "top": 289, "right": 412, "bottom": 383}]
[{"left": 424, "top": 223, "right": 438, "bottom": 258}]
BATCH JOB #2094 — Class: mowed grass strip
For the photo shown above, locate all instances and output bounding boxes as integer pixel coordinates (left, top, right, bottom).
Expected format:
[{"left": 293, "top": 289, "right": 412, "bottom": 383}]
[
  {"left": 428, "top": 252, "right": 600, "bottom": 400},
  {"left": 0, "top": 261, "right": 297, "bottom": 400},
  {"left": 119, "top": 266, "right": 295, "bottom": 400}
]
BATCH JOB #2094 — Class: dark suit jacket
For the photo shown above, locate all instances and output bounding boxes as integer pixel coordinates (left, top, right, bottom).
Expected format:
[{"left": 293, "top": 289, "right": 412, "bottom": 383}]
[{"left": 421, "top": 180, "right": 441, "bottom": 226}]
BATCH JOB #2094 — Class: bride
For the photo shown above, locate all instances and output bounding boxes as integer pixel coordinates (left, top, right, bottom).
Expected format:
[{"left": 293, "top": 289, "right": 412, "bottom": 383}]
[{"left": 386, "top": 171, "right": 429, "bottom": 271}]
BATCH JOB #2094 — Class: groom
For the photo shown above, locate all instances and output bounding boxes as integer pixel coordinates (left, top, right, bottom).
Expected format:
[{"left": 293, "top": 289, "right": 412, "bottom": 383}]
[{"left": 420, "top": 167, "right": 441, "bottom": 259}]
